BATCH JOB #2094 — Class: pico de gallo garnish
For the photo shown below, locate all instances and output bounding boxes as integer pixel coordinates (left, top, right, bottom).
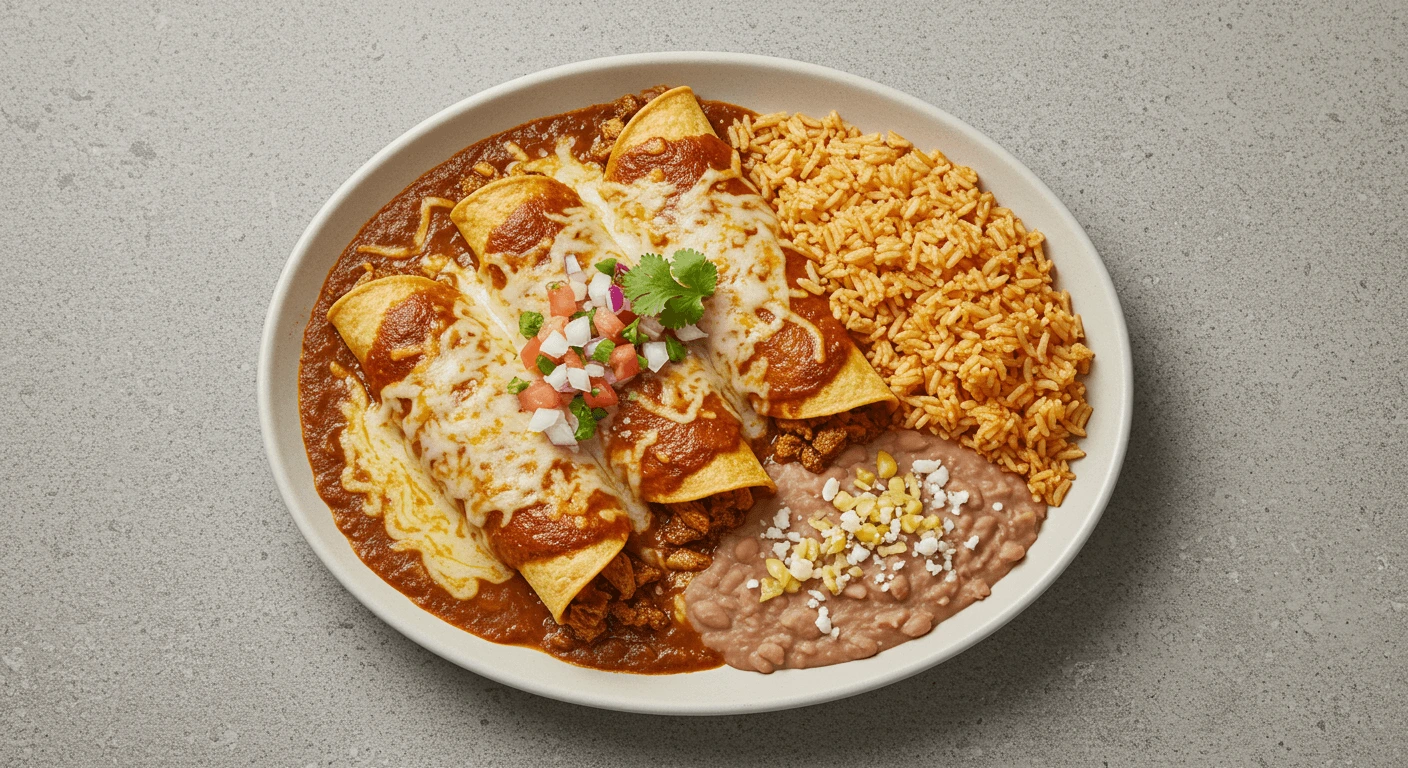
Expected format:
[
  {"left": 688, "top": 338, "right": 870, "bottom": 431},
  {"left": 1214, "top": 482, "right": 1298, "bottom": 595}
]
[{"left": 509, "top": 249, "right": 717, "bottom": 446}]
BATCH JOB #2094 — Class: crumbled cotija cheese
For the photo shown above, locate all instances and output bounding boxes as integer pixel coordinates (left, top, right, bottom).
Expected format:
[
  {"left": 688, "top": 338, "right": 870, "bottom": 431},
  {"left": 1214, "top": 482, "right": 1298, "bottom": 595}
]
[{"left": 750, "top": 449, "right": 972, "bottom": 626}]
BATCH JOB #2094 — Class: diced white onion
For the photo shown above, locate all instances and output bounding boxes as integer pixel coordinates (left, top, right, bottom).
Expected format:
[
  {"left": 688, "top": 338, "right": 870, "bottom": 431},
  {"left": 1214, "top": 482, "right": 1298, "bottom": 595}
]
[
  {"left": 583, "top": 339, "right": 602, "bottom": 357},
  {"left": 640, "top": 316, "right": 664, "bottom": 340},
  {"left": 564, "top": 255, "right": 581, "bottom": 275},
  {"left": 526, "top": 408, "right": 562, "bottom": 432},
  {"left": 580, "top": 300, "right": 594, "bottom": 311},
  {"left": 539, "top": 330, "right": 569, "bottom": 358},
  {"left": 675, "top": 323, "right": 707, "bottom": 341},
  {"left": 569, "top": 278, "right": 588, "bottom": 297},
  {"left": 545, "top": 365, "right": 570, "bottom": 391},
  {"left": 642, "top": 341, "right": 669, "bottom": 372},
  {"left": 564, "top": 316, "right": 592, "bottom": 347},
  {"left": 584, "top": 363, "right": 605, "bottom": 378},
  {"left": 545, "top": 420, "right": 577, "bottom": 446},
  {"left": 588, "top": 271, "right": 612, "bottom": 305},
  {"left": 566, "top": 367, "right": 591, "bottom": 391}
]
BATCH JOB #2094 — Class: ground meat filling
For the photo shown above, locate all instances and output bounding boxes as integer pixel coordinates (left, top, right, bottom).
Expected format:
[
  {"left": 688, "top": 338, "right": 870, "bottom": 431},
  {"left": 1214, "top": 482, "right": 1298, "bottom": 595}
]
[
  {"left": 583, "top": 87, "right": 669, "bottom": 165},
  {"left": 557, "top": 486, "right": 755, "bottom": 644},
  {"left": 770, "top": 404, "right": 891, "bottom": 473}
]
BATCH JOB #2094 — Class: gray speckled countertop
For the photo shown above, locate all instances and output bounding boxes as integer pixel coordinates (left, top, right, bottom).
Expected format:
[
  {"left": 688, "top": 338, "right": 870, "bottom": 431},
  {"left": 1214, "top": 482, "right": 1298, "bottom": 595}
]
[{"left": 2, "top": 1, "right": 1404, "bottom": 765}]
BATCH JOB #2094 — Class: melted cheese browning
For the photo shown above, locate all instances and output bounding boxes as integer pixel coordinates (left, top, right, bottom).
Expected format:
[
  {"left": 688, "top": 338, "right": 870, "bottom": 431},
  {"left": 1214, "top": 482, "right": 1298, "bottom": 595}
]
[
  {"left": 378, "top": 294, "right": 650, "bottom": 533},
  {"left": 336, "top": 368, "right": 513, "bottom": 599},
  {"left": 628, "top": 354, "right": 716, "bottom": 426}
]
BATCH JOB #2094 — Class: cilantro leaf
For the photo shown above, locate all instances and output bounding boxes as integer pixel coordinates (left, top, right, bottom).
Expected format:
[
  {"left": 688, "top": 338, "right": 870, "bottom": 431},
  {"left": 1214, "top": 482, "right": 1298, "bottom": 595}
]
[
  {"left": 620, "top": 249, "right": 718, "bottom": 329},
  {"left": 594, "top": 258, "right": 617, "bottom": 276},
  {"left": 665, "top": 335, "right": 688, "bottom": 363},
  {"left": 518, "top": 311, "right": 544, "bottom": 339},
  {"left": 569, "top": 395, "right": 598, "bottom": 441},
  {"left": 670, "top": 249, "right": 717, "bottom": 295},
  {"left": 620, "top": 253, "right": 672, "bottom": 316}
]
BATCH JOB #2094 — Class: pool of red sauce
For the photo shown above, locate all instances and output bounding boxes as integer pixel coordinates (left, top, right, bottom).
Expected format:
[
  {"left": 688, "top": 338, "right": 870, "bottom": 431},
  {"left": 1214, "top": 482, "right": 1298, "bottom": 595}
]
[{"left": 298, "top": 93, "right": 757, "bottom": 674}]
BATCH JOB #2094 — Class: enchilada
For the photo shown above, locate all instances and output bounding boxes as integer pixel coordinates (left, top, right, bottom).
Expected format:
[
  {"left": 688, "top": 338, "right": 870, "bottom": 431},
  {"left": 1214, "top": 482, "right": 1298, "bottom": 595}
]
[
  {"left": 326, "top": 274, "right": 640, "bottom": 635},
  {"left": 599, "top": 86, "right": 896, "bottom": 421}
]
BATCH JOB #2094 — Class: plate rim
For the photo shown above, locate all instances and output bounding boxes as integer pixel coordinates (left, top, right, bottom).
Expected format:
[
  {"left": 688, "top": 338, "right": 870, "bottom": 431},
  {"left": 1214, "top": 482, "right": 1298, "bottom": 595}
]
[{"left": 258, "top": 50, "right": 1133, "bottom": 715}]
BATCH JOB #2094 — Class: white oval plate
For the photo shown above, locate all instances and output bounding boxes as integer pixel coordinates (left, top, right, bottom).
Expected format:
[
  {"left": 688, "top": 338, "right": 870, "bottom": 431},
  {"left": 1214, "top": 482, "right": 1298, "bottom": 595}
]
[{"left": 258, "top": 52, "right": 1133, "bottom": 715}]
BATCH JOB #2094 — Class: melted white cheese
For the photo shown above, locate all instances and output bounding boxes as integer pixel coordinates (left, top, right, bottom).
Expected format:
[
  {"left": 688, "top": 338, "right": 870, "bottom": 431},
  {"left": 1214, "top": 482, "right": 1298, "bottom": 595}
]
[
  {"left": 377, "top": 293, "right": 650, "bottom": 533},
  {"left": 337, "top": 369, "right": 513, "bottom": 599}
]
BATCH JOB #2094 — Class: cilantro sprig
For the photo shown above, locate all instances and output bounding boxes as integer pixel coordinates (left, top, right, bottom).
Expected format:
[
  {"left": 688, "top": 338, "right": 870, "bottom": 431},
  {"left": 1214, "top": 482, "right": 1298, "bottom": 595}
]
[
  {"left": 620, "top": 249, "right": 717, "bottom": 329},
  {"left": 665, "top": 335, "right": 688, "bottom": 363}
]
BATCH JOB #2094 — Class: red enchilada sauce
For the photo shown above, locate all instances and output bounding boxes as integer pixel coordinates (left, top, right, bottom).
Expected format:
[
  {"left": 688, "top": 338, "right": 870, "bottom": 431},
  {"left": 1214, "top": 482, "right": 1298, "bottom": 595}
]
[{"left": 298, "top": 92, "right": 758, "bottom": 673}]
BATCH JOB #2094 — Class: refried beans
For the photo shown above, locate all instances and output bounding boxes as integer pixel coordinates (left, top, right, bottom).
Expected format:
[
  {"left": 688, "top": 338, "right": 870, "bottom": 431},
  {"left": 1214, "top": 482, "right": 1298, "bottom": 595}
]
[{"left": 684, "top": 430, "right": 1046, "bottom": 673}]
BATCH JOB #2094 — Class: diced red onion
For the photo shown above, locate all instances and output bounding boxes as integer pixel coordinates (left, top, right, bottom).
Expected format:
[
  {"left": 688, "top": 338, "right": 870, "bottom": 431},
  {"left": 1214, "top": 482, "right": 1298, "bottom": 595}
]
[{"left": 607, "top": 285, "right": 626, "bottom": 313}]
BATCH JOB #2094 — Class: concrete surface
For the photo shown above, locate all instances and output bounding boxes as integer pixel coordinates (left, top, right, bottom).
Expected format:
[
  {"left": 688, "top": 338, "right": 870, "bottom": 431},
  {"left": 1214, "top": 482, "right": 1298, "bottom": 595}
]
[{"left": 2, "top": 0, "right": 1405, "bottom": 765}]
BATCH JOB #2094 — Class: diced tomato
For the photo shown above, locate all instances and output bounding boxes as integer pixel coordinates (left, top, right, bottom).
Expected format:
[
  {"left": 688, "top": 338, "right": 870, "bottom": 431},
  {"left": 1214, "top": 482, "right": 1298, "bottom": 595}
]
[
  {"left": 593, "top": 307, "right": 625, "bottom": 341},
  {"left": 610, "top": 343, "right": 640, "bottom": 381},
  {"left": 517, "top": 381, "right": 560, "bottom": 412},
  {"left": 536, "top": 315, "right": 567, "bottom": 341},
  {"left": 583, "top": 379, "right": 618, "bottom": 407},
  {"left": 617, "top": 309, "right": 638, "bottom": 326},
  {"left": 562, "top": 349, "right": 584, "bottom": 369},
  {"left": 520, "top": 336, "right": 543, "bottom": 371},
  {"left": 559, "top": 390, "right": 577, "bottom": 407},
  {"left": 548, "top": 285, "right": 577, "bottom": 317}
]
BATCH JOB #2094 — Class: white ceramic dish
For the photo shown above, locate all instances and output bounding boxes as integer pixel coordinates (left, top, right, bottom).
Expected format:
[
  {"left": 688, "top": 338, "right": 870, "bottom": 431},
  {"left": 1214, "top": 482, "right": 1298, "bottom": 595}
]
[{"left": 258, "top": 52, "right": 1133, "bottom": 715}]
